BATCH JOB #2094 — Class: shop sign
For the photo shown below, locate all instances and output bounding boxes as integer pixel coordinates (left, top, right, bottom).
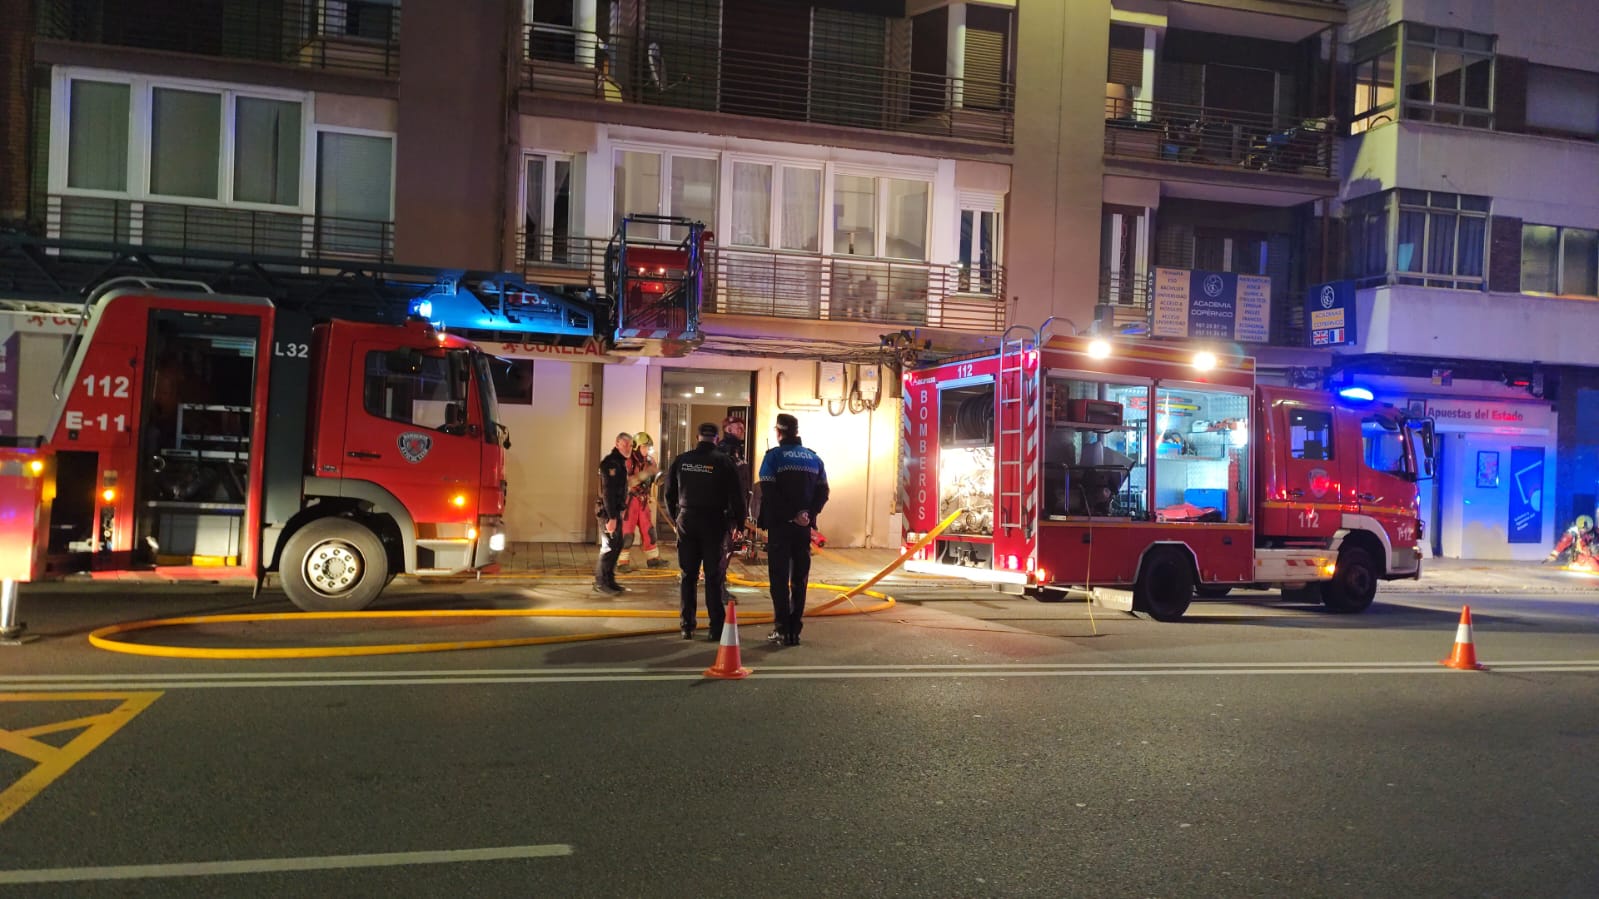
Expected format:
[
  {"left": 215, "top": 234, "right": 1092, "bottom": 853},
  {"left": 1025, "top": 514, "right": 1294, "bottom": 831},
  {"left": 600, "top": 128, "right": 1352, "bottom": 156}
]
[
  {"left": 492, "top": 337, "right": 622, "bottom": 364},
  {"left": 1151, "top": 267, "right": 1271, "bottom": 343},
  {"left": 577, "top": 383, "right": 593, "bottom": 407},
  {"left": 1306, "top": 281, "right": 1357, "bottom": 347},
  {"left": 1420, "top": 399, "right": 1554, "bottom": 433}
]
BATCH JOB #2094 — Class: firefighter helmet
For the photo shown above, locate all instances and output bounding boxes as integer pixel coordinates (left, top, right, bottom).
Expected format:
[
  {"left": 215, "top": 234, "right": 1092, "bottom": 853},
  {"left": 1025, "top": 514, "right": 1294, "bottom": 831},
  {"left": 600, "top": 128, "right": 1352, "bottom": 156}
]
[
  {"left": 722, "top": 417, "right": 745, "bottom": 435},
  {"left": 1577, "top": 515, "right": 1595, "bottom": 534},
  {"left": 634, "top": 431, "right": 653, "bottom": 448}
]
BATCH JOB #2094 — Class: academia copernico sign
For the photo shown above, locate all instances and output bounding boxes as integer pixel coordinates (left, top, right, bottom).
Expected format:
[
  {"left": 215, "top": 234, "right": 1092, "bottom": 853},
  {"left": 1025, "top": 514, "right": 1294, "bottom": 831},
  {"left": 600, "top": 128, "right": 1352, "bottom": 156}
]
[{"left": 1151, "top": 266, "right": 1271, "bottom": 343}]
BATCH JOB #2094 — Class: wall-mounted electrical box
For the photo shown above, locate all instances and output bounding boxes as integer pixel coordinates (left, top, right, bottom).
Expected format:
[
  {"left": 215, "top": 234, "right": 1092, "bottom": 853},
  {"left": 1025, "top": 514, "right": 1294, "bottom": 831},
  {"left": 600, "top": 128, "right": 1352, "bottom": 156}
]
[
  {"left": 817, "top": 361, "right": 847, "bottom": 400},
  {"left": 856, "top": 364, "right": 880, "bottom": 401}
]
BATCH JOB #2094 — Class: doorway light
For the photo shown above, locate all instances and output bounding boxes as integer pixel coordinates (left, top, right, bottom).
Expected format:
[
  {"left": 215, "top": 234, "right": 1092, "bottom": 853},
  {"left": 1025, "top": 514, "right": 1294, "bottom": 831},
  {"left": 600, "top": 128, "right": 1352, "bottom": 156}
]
[{"left": 694, "top": 386, "right": 705, "bottom": 394}]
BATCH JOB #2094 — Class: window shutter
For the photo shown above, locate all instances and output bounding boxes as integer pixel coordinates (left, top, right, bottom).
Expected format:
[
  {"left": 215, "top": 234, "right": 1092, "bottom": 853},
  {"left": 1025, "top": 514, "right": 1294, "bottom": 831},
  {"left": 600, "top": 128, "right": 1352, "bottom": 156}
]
[
  {"left": 1494, "top": 55, "right": 1528, "bottom": 134},
  {"left": 964, "top": 28, "right": 1006, "bottom": 109},
  {"left": 1107, "top": 25, "right": 1144, "bottom": 87},
  {"left": 1487, "top": 215, "right": 1523, "bottom": 294}
]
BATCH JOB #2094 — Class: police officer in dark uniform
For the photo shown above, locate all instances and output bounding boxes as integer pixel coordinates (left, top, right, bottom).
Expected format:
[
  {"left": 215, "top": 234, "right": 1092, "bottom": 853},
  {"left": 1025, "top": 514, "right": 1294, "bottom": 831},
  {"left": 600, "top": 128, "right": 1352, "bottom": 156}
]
[
  {"left": 594, "top": 432, "right": 633, "bottom": 595},
  {"left": 665, "top": 422, "right": 746, "bottom": 640},
  {"left": 756, "top": 413, "right": 829, "bottom": 646}
]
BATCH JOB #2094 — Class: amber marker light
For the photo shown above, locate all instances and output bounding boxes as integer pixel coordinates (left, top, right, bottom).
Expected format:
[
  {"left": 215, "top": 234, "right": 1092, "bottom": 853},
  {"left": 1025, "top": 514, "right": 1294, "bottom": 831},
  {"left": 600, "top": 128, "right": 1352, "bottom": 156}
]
[
  {"left": 29, "top": 460, "right": 43, "bottom": 475},
  {"left": 101, "top": 487, "right": 116, "bottom": 503},
  {"left": 451, "top": 493, "right": 468, "bottom": 508}
]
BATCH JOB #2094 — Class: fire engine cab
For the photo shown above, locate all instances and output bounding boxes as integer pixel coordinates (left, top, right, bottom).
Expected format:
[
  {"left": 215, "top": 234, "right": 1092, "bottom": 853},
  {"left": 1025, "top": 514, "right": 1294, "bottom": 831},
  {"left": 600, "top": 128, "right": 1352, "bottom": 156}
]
[
  {"left": 2, "top": 277, "right": 508, "bottom": 613},
  {"left": 900, "top": 326, "right": 1435, "bottom": 620}
]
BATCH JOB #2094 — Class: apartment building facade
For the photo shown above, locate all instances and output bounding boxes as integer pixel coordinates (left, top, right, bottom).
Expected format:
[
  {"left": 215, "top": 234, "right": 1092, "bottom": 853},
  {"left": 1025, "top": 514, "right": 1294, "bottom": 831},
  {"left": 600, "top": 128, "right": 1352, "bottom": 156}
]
[{"left": 2, "top": 0, "right": 1592, "bottom": 558}]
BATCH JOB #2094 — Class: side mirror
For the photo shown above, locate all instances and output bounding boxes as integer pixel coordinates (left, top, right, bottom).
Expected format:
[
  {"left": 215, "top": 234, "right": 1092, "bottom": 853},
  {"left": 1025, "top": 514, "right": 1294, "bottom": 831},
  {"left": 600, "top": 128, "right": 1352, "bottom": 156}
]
[{"left": 1407, "top": 418, "right": 1437, "bottom": 480}]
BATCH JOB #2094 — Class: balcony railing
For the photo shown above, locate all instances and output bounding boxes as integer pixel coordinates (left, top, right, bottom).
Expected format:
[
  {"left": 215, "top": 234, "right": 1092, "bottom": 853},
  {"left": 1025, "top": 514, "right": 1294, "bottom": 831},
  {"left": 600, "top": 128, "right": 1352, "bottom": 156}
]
[
  {"left": 45, "top": 194, "right": 394, "bottom": 263},
  {"left": 35, "top": 0, "right": 401, "bottom": 77},
  {"left": 523, "top": 27, "right": 1013, "bottom": 144},
  {"left": 1105, "top": 97, "right": 1335, "bottom": 176},
  {"left": 516, "top": 231, "right": 1005, "bottom": 332}
]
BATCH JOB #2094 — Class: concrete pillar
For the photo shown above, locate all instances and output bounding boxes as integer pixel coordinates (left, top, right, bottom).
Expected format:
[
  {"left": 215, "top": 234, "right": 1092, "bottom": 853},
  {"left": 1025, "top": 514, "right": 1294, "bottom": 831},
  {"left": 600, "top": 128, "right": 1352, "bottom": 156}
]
[
  {"left": 1136, "top": 27, "right": 1158, "bottom": 120},
  {"left": 576, "top": 0, "right": 598, "bottom": 67},
  {"left": 1008, "top": 0, "right": 1109, "bottom": 333},
  {"left": 394, "top": 0, "right": 516, "bottom": 270},
  {"left": 946, "top": 2, "right": 966, "bottom": 110}
]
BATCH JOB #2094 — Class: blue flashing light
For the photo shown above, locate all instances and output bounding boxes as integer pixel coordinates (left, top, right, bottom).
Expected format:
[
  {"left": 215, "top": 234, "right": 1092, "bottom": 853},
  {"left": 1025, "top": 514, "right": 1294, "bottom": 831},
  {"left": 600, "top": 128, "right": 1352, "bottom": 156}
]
[
  {"left": 1338, "top": 386, "right": 1375, "bottom": 403},
  {"left": 413, "top": 299, "right": 433, "bottom": 320}
]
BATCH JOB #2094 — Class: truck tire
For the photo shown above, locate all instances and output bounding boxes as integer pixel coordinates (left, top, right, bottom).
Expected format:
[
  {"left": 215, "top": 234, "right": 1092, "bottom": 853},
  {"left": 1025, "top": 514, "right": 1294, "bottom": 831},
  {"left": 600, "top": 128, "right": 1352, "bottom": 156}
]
[
  {"left": 1135, "top": 549, "right": 1194, "bottom": 622},
  {"left": 1321, "top": 546, "right": 1378, "bottom": 614},
  {"left": 1195, "top": 585, "right": 1233, "bottom": 598},
  {"left": 280, "top": 518, "right": 390, "bottom": 612}
]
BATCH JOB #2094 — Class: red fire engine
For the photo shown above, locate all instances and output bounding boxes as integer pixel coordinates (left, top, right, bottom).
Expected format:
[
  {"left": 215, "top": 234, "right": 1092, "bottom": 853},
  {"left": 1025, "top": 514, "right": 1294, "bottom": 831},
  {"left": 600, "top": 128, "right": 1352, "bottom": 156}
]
[
  {"left": 899, "top": 326, "right": 1435, "bottom": 620},
  {"left": 0, "top": 277, "right": 507, "bottom": 613}
]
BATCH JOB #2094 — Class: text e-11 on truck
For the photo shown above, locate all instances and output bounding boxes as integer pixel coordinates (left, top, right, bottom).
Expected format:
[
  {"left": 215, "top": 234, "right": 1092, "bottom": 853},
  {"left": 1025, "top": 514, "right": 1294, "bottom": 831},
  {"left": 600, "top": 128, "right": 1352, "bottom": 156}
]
[
  {"left": 899, "top": 328, "right": 1435, "bottom": 620},
  {"left": 0, "top": 278, "right": 507, "bottom": 612}
]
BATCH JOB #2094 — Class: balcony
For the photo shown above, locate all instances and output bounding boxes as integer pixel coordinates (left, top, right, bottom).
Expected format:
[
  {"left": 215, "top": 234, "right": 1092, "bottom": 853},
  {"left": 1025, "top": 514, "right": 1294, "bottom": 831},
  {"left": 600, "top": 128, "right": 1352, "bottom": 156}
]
[
  {"left": 44, "top": 194, "right": 394, "bottom": 263},
  {"left": 517, "top": 232, "right": 1006, "bottom": 333},
  {"left": 522, "top": 28, "right": 1013, "bottom": 145},
  {"left": 1105, "top": 98, "right": 1335, "bottom": 177},
  {"left": 35, "top": 0, "right": 401, "bottom": 77}
]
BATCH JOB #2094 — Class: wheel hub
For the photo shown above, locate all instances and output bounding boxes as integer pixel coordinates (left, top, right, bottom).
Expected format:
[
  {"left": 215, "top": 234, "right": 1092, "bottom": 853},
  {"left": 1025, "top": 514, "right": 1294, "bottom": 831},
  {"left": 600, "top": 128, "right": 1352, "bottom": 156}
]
[{"left": 305, "top": 541, "right": 363, "bottom": 596}]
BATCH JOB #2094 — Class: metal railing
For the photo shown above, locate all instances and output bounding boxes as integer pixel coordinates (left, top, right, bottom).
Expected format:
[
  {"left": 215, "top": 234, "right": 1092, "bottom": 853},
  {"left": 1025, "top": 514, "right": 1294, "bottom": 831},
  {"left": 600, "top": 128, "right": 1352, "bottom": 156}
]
[
  {"left": 45, "top": 195, "right": 394, "bottom": 263},
  {"left": 35, "top": 0, "right": 401, "bottom": 77},
  {"left": 515, "top": 231, "right": 1006, "bottom": 332},
  {"left": 523, "top": 27, "right": 1013, "bottom": 144},
  {"left": 1104, "top": 97, "right": 1336, "bottom": 176}
]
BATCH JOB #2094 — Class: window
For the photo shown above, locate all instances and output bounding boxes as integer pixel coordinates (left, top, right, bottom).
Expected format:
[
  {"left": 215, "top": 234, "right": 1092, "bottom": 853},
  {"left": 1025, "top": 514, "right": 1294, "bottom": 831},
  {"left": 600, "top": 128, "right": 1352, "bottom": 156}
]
[
  {"left": 780, "top": 167, "right": 821, "bottom": 253},
  {"left": 363, "top": 349, "right": 468, "bottom": 429},
  {"left": 55, "top": 73, "right": 307, "bottom": 210},
  {"left": 321, "top": 0, "right": 398, "bottom": 41},
  {"left": 1350, "top": 39, "right": 1397, "bottom": 134},
  {"left": 1289, "top": 409, "right": 1334, "bottom": 460},
  {"left": 234, "top": 98, "right": 302, "bottom": 206},
  {"left": 831, "top": 173, "right": 929, "bottom": 261},
  {"left": 523, "top": 153, "right": 574, "bottom": 263},
  {"left": 490, "top": 358, "right": 534, "bottom": 405},
  {"left": 1523, "top": 224, "right": 1599, "bottom": 298},
  {"left": 1525, "top": 65, "right": 1599, "bottom": 139},
  {"left": 1152, "top": 386, "right": 1249, "bottom": 524},
  {"left": 66, "top": 80, "right": 128, "bottom": 191},
  {"left": 317, "top": 130, "right": 393, "bottom": 254},
  {"left": 1349, "top": 190, "right": 1487, "bottom": 290},
  {"left": 1043, "top": 378, "right": 1149, "bottom": 519},
  {"left": 1362, "top": 416, "right": 1407, "bottom": 476},
  {"left": 150, "top": 88, "right": 221, "bottom": 199},
  {"left": 1400, "top": 24, "right": 1495, "bottom": 129},
  {"left": 613, "top": 149, "right": 716, "bottom": 240},
  {"left": 958, "top": 207, "right": 1000, "bottom": 294},
  {"left": 730, "top": 162, "right": 772, "bottom": 248}
]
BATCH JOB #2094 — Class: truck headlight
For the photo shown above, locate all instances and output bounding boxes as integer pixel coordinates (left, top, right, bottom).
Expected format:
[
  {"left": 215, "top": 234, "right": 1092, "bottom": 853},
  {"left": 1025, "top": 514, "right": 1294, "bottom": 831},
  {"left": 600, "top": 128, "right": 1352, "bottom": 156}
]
[{"left": 489, "top": 532, "right": 506, "bottom": 552}]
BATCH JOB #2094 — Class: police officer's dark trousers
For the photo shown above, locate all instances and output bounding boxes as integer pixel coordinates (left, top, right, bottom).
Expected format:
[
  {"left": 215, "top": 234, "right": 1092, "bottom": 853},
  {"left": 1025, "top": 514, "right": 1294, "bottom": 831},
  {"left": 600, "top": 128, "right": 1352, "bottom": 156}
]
[
  {"left": 766, "top": 520, "right": 812, "bottom": 639},
  {"left": 677, "top": 510, "right": 728, "bottom": 637},
  {"left": 595, "top": 516, "right": 624, "bottom": 587}
]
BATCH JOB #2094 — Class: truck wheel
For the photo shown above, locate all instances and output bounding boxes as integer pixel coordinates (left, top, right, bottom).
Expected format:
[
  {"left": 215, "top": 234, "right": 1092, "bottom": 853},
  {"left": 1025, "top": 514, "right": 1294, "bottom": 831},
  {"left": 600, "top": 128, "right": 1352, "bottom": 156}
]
[
  {"left": 1135, "top": 550, "right": 1194, "bottom": 622},
  {"left": 1321, "top": 546, "right": 1378, "bottom": 614},
  {"left": 1195, "top": 585, "right": 1232, "bottom": 599},
  {"left": 281, "top": 518, "right": 390, "bottom": 612}
]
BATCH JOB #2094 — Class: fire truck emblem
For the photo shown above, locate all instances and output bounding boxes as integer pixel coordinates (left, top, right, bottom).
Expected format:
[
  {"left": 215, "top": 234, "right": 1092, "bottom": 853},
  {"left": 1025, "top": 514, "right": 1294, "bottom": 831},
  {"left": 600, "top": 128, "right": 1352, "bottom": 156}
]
[
  {"left": 397, "top": 432, "right": 433, "bottom": 464},
  {"left": 1308, "top": 467, "right": 1331, "bottom": 499}
]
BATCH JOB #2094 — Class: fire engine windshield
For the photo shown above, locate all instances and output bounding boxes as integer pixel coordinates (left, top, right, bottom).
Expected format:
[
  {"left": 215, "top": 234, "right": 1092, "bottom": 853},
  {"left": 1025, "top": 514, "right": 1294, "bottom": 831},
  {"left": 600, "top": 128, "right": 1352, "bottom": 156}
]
[{"left": 473, "top": 351, "right": 505, "bottom": 446}]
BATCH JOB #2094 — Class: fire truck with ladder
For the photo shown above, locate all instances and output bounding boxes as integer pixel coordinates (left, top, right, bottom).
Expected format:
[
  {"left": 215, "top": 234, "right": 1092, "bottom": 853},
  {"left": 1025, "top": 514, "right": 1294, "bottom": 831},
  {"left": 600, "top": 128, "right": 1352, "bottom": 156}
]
[
  {"left": 0, "top": 215, "right": 708, "bottom": 624},
  {"left": 900, "top": 324, "right": 1435, "bottom": 620}
]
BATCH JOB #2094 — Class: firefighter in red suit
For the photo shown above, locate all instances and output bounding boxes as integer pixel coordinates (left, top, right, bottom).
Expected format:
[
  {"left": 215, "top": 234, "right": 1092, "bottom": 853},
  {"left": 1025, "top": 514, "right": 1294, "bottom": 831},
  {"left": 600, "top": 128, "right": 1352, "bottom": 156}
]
[
  {"left": 618, "top": 431, "right": 666, "bottom": 571},
  {"left": 1547, "top": 514, "right": 1599, "bottom": 571}
]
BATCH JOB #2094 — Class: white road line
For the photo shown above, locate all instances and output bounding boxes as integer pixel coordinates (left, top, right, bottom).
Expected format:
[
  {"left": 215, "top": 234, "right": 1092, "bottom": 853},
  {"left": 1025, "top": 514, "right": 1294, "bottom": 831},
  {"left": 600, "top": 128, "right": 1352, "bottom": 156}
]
[
  {"left": 6, "top": 662, "right": 1599, "bottom": 690},
  {"left": 0, "top": 844, "right": 574, "bottom": 884}
]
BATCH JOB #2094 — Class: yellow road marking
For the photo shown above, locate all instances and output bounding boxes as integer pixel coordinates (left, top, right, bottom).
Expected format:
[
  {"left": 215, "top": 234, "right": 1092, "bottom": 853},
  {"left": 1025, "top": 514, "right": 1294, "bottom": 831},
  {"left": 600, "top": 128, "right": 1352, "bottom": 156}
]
[{"left": 0, "top": 692, "right": 162, "bottom": 826}]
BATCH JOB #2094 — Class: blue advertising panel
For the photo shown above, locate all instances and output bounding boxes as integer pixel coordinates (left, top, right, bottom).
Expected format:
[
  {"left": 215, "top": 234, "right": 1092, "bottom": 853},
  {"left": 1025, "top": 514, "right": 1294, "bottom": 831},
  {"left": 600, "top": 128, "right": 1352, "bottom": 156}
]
[
  {"left": 1307, "top": 280, "right": 1357, "bottom": 347},
  {"left": 1151, "top": 267, "right": 1271, "bottom": 343},
  {"left": 1508, "top": 445, "right": 1545, "bottom": 544}
]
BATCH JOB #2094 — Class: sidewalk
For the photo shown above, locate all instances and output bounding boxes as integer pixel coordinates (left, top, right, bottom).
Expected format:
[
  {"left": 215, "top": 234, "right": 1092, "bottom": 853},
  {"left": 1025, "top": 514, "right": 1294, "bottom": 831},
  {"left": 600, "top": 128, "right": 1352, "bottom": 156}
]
[{"left": 501, "top": 543, "right": 1599, "bottom": 595}]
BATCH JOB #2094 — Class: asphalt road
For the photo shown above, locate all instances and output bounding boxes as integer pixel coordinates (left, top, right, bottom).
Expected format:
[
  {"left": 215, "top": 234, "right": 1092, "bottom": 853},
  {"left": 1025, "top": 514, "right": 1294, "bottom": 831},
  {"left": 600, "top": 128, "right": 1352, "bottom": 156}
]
[{"left": 2, "top": 580, "right": 1598, "bottom": 897}]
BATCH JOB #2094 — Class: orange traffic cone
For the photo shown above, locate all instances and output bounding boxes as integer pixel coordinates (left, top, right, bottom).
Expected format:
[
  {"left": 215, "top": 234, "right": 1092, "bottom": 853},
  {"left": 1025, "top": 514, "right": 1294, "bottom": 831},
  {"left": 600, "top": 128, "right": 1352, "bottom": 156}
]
[
  {"left": 703, "top": 599, "right": 752, "bottom": 679},
  {"left": 1440, "top": 605, "right": 1487, "bottom": 671}
]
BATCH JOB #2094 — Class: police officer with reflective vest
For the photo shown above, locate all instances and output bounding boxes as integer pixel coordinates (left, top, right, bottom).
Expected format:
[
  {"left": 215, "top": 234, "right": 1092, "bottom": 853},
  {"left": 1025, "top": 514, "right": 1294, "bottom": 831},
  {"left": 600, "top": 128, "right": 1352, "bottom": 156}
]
[
  {"left": 757, "top": 413, "right": 829, "bottom": 646},
  {"left": 593, "top": 432, "right": 633, "bottom": 595},
  {"left": 665, "top": 422, "right": 746, "bottom": 640}
]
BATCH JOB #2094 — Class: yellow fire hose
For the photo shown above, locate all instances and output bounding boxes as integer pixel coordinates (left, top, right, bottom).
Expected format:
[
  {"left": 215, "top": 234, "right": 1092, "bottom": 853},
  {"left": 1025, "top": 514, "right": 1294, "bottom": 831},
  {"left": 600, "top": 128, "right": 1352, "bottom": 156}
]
[{"left": 87, "top": 512, "right": 961, "bottom": 660}]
